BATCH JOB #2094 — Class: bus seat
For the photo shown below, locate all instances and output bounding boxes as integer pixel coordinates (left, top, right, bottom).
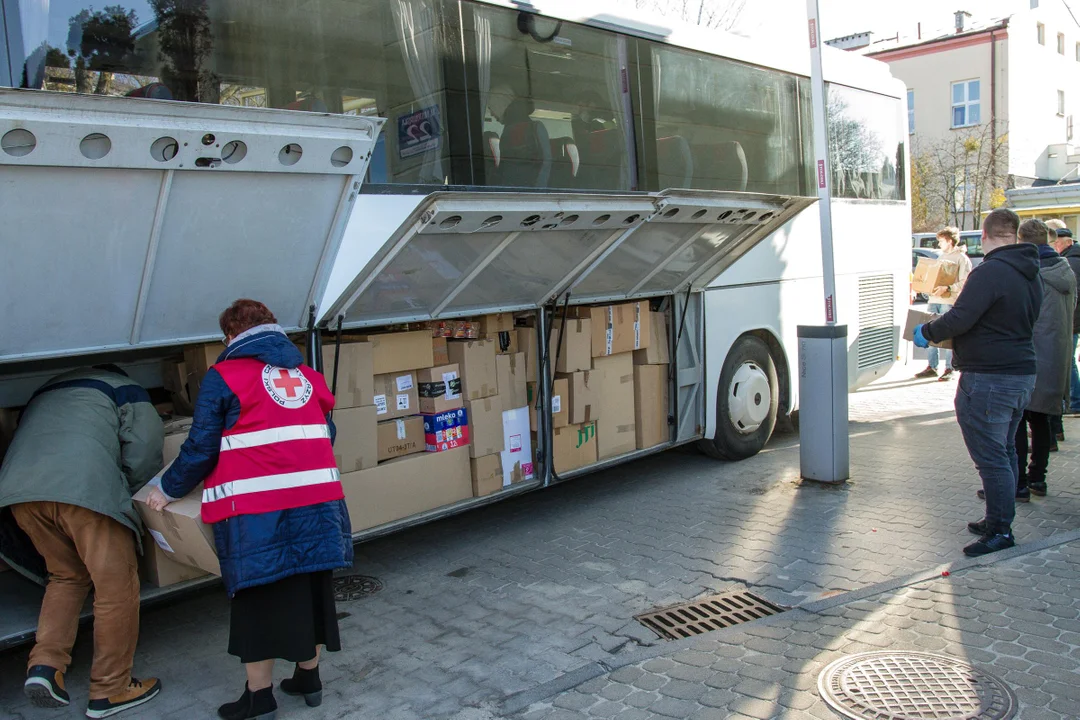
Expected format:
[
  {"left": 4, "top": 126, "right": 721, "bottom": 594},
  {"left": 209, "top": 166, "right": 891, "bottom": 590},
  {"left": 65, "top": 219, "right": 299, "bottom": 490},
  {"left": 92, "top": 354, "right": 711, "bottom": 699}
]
[
  {"left": 694, "top": 141, "right": 747, "bottom": 192},
  {"left": 125, "top": 82, "right": 173, "bottom": 100},
  {"left": 580, "top": 128, "right": 623, "bottom": 188},
  {"left": 549, "top": 137, "right": 580, "bottom": 188},
  {"left": 285, "top": 96, "right": 330, "bottom": 113},
  {"left": 498, "top": 120, "right": 552, "bottom": 188},
  {"left": 656, "top": 135, "right": 693, "bottom": 190},
  {"left": 484, "top": 131, "right": 501, "bottom": 168}
]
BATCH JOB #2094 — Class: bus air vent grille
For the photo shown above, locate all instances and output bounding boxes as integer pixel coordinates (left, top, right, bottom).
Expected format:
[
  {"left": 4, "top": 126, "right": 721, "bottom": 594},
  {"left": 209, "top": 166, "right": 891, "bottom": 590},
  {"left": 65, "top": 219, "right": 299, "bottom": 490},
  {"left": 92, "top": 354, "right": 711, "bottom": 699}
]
[{"left": 858, "top": 274, "right": 895, "bottom": 370}]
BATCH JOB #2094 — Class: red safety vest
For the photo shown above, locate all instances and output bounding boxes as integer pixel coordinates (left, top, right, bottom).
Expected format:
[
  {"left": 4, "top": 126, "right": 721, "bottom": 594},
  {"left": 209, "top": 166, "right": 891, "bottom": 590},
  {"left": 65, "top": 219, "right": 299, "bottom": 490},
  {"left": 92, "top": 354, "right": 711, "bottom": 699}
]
[{"left": 201, "top": 358, "right": 342, "bottom": 524}]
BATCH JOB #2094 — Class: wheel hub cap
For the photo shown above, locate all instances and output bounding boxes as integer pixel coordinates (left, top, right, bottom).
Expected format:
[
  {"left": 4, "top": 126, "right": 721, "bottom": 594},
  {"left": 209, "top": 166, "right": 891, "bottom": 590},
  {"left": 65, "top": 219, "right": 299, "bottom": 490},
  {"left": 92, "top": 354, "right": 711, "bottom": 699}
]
[{"left": 728, "top": 362, "right": 770, "bottom": 434}]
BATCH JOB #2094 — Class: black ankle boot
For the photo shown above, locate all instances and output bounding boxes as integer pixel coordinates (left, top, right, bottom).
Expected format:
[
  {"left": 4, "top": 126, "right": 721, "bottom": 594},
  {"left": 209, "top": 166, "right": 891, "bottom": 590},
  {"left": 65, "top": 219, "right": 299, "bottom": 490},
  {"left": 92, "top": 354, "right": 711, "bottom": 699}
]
[
  {"left": 279, "top": 665, "right": 322, "bottom": 707},
  {"left": 218, "top": 684, "right": 277, "bottom": 720}
]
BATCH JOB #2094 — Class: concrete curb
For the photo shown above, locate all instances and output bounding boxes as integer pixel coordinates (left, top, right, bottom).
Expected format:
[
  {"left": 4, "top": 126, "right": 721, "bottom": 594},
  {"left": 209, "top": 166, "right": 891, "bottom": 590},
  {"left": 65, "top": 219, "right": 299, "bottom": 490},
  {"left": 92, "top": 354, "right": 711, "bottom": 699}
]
[{"left": 499, "top": 529, "right": 1080, "bottom": 715}]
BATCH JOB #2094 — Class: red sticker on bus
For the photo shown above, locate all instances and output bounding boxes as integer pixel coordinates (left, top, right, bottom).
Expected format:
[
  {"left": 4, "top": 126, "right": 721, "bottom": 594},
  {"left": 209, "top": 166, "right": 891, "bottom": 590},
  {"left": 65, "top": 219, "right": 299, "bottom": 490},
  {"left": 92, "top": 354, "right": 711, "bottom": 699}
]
[{"left": 818, "top": 159, "right": 826, "bottom": 189}]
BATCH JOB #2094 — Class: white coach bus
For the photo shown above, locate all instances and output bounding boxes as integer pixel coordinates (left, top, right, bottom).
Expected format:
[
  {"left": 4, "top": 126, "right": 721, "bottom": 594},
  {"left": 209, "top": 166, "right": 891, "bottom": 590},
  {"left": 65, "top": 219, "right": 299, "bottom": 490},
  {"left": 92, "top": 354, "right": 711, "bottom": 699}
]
[{"left": 0, "top": 0, "right": 909, "bottom": 645}]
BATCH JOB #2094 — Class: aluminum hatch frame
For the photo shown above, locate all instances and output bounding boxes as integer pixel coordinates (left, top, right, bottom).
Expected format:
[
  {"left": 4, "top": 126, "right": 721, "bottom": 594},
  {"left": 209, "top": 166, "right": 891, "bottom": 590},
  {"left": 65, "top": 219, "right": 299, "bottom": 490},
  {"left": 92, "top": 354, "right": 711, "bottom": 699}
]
[{"left": 0, "top": 89, "right": 383, "bottom": 364}]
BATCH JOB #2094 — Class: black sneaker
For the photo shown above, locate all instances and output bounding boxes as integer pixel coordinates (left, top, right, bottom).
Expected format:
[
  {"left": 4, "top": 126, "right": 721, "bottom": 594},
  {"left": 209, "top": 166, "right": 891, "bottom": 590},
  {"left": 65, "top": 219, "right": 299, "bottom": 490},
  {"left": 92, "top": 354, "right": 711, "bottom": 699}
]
[
  {"left": 86, "top": 677, "right": 161, "bottom": 718},
  {"left": 964, "top": 531, "right": 1015, "bottom": 556},
  {"left": 218, "top": 685, "right": 277, "bottom": 720},
  {"left": 24, "top": 665, "right": 69, "bottom": 708},
  {"left": 1049, "top": 441, "right": 1059, "bottom": 452},
  {"left": 975, "top": 488, "right": 1029, "bottom": 503},
  {"left": 1056, "top": 432, "right": 1065, "bottom": 442},
  {"left": 1029, "top": 481, "right": 1048, "bottom": 496},
  {"left": 967, "top": 518, "right": 988, "bottom": 535},
  {"left": 279, "top": 664, "right": 322, "bottom": 707},
  {"left": 938, "top": 369, "right": 954, "bottom": 381},
  {"left": 914, "top": 367, "right": 938, "bottom": 379}
]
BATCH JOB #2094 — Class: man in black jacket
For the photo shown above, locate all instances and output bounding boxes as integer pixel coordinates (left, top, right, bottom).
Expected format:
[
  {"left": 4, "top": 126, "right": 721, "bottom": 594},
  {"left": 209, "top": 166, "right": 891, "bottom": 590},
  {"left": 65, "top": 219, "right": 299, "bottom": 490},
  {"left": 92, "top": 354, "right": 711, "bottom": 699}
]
[
  {"left": 912, "top": 208, "right": 1040, "bottom": 556},
  {"left": 1050, "top": 222, "right": 1080, "bottom": 415}
]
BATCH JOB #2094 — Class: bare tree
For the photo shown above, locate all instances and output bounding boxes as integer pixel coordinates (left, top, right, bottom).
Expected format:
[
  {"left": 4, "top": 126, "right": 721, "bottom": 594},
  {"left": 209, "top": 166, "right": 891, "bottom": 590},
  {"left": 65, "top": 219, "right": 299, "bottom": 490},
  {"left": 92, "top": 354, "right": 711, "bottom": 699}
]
[
  {"left": 631, "top": 0, "right": 748, "bottom": 31},
  {"left": 919, "top": 122, "right": 1008, "bottom": 230}
]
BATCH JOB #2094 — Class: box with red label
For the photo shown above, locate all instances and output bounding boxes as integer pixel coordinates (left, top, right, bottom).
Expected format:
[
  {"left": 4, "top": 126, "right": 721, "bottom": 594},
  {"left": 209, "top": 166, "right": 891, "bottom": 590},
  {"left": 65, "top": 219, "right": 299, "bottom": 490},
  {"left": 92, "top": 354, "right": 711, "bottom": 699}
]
[{"left": 422, "top": 407, "right": 471, "bottom": 452}]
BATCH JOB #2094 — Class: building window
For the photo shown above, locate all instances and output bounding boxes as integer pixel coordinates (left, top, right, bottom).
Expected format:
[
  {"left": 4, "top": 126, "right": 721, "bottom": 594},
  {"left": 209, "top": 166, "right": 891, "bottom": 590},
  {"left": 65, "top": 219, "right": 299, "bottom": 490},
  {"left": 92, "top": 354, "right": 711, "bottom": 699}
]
[
  {"left": 1031, "top": 0, "right": 1039, "bottom": 7},
  {"left": 907, "top": 90, "right": 915, "bottom": 134},
  {"left": 1059, "top": 33, "right": 1066, "bottom": 55},
  {"left": 1068, "top": 115, "right": 1074, "bottom": 141},
  {"left": 1059, "top": 90, "right": 1066, "bottom": 116},
  {"left": 1075, "top": 42, "right": 1080, "bottom": 61},
  {"left": 1038, "top": 23, "right": 1046, "bottom": 45},
  {"left": 951, "top": 80, "right": 981, "bottom": 128}
]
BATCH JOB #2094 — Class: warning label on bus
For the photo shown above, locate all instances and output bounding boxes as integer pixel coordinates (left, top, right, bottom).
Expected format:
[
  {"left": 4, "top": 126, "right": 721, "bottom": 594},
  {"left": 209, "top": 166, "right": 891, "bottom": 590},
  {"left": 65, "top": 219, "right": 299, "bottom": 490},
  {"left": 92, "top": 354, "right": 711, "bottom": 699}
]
[{"left": 398, "top": 105, "right": 441, "bottom": 159}]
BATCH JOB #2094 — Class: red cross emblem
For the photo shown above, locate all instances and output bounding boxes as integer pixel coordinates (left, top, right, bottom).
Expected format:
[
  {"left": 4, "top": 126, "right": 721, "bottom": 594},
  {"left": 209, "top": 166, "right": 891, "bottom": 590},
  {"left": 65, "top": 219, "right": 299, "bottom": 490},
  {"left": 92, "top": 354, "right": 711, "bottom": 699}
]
[
  {"left": 272, "top": 369, "right": 304, "bottom": 398},
  {"left": 262, "top": 365, "right": 313, "bottom": 408}
]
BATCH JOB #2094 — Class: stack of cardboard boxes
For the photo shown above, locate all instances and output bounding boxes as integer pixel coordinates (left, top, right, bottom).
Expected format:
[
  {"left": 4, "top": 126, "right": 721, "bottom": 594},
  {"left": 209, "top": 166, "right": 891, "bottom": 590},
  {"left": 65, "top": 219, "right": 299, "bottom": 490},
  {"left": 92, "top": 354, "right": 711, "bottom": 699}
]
[{"left": 633, "top": 312, "right": 671, "bottom": 450}]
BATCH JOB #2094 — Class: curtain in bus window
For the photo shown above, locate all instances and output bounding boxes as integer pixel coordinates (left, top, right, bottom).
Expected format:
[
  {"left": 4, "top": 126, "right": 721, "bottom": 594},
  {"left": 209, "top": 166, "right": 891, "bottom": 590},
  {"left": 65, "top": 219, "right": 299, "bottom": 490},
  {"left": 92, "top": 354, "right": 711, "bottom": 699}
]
[
  {"left": 826, "top": 83, "right": 905, "bottom": 201},
  {"left": 605, "top": 34, "right": 632, "bottom": 190},
  {"left": 391, "top": 0, "right": 446, "bottom": 184}
]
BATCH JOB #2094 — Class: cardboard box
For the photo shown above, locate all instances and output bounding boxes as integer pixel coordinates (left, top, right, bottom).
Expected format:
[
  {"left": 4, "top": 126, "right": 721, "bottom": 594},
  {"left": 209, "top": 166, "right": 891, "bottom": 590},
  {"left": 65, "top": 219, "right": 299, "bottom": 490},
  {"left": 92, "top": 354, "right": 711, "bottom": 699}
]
[
  {"left": 556, "top": 370, "right": 600, "bottom": 424},
  {"left": 496, "top": 352, "right": 528, "bottom": 412},
  {"left": 423, "top": 408, "right": 471, "bottom": 452},
  {"left": 912, "top": 257, "right": 960, "bottom": 295},
  {"left": 634, "top": 365, "right": 669, "bottom": 449},
  {"left": 471, "top": 454, "right": 504, "bottom": 497},
  {"left": 552, "top": 422, "right": 598, "bottom": 474},
  {"left": 376, "top": 416, "right": 425, "bottom": 461},
  {"left": 634, "top": 312, "right": 670, "bottom": 365},
  {"left": 373, "top": 371, "right": 419, "bottom": 420},
  {"left": 139, "top": 532, "right": 209, "bottom": 588},
  {"left": 162, "top": 429, "right": 189, "bottom": 466},
  {"left": 479, "top": 313, "right": 515, "bottom": 334},
  {"left": 903, "top": 308, "right": 953, "bottom": 349},
  {"left": 466, "top": 396, "right": 505, "bottom": 458},
  {"left": 323, "top": 341, "right": 374, "bottom": 409},
  {"left": 501, "top": 407, "right": 535, "bottom": 485},
  {"left": 333, "top": 406, "right": 378, "bottom": 472},
  {"left": 162, "top": 360, "right": 188, "bottom": 396},
  {"left": 516, "top": 326, "right": 558, "bottom": 383},
  {"left": 593, "top": 353, "right": 637, "bottom": 459},
  {"left": 553, "top": 318, "right": 592, "bottom": 373},
  {"left": 360, "top": 331, "right": 434, "bottom": 375},
  {"left": 485, "top": 330, "right": 519, "bottom": 355},
  {"left": 133, "top": 473, "right": 220, "bottom": 576},
  {"left": 416, "top": 364, "right": 463, "bottom": 414},
  {"left": 340, "top": 445, "right": 472, "bottom": 532},
  {"left": 432, "top": 337, "right": 450, "bottom": 366},
  {"left": 574, "top": 302, "right": 652, "bottom": 357},
  {"left": 528, "top": 377, "right": 569, "bottom": 431},
  {"left": 447, "top": 339, "right": 499, "bottom": 400},
  {"left": 184, "top": 343, "right": 222, "bottom": 380}
]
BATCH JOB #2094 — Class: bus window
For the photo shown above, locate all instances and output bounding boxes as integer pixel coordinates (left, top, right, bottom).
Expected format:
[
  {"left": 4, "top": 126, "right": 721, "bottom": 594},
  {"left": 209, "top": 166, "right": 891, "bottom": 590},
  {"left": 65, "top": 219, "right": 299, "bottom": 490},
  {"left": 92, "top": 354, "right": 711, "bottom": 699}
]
[
  {"left": 467, "top": 5, "right": 631, "bottom": 190},
  {"left": 643, "top": 45, "right": 806, "bottom": 195},
  {"left": 8, "top": 0, "right": 461, "bottom": 185},
  {"left": 826, "top": 84, "right": 906, "bottom": 201}
]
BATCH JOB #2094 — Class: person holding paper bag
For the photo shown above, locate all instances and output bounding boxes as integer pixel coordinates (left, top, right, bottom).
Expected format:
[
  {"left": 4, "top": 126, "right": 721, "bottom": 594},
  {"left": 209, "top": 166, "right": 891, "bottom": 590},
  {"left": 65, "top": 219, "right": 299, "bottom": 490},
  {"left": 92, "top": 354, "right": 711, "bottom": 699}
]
[
  {"left": 0, "top": 366, "right": 164, "bottom": 717},
  {"left": 144, "top": 300, "right": 352, "bottom": 720},
  {"left": 914, "top": 227, "right": 971, "bottom": 381}
]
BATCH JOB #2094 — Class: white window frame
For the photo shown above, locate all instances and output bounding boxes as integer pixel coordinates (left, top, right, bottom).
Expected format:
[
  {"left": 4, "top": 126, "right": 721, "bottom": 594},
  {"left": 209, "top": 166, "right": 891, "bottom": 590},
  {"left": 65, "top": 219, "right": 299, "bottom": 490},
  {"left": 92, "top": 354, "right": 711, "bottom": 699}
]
[
  {"left": 1076, "top": 42, "right": 1080, "bottom": 61},
  {"left": 1058, "top": 89, "right": 1066, "bottom": 117},
  {"left": 1038, "top": 22, "right": 1046, "bottom": 45},
  {"left": 1058, "top": 33, "right": 1066, "bottom": 55},
  {"left": 951, "top": 80, "right": 981, "bottom": 129},
  {"left": 907, "top": 89, "right": 915, "bottom": 134}
]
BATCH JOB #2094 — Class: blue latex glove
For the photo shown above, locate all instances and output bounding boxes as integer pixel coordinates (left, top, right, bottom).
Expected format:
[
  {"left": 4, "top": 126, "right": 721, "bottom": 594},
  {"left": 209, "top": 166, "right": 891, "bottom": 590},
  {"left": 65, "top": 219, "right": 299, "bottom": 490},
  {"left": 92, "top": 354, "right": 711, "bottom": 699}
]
[{"left": 912, "top": 324, "right": 930, "bottom": 349}]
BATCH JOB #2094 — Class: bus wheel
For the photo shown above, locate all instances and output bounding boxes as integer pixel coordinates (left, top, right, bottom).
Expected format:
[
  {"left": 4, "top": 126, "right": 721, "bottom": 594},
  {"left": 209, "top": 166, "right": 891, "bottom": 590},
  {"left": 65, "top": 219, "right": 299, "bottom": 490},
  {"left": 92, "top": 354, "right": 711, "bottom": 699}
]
[{"left": 699, "top": 335, "right": 779, "bottom": 461}]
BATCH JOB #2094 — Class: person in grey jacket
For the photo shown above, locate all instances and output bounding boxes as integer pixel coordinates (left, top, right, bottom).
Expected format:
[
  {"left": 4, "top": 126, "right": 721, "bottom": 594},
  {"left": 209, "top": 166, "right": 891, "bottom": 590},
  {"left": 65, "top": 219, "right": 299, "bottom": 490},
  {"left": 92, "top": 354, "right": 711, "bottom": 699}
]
[
  {"left": 1050, "top": 221, "right": 1080, "bottom": 416},
  {"left": 0, "top": 366, "right": 165, "bottom": 717},
  {"left": 1015, "top": 220, "right": 1077, "bottom": 496}
]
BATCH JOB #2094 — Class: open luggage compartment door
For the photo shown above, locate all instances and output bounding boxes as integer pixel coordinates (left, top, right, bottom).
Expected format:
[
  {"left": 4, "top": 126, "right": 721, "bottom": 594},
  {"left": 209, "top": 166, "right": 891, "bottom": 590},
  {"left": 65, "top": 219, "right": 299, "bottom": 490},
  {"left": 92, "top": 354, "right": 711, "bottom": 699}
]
[{"left": 0, "top": 89, "right": 382, "bottom": 364}]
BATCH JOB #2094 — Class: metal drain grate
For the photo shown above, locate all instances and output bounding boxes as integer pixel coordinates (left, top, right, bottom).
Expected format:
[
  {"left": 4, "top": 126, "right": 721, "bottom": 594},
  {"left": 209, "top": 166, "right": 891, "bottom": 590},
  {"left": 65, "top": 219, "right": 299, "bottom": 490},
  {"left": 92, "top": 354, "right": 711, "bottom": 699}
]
[
  {"left": 635, "top": 591, "right": 784, "bottom": 640},
  {"left": 818, "top": 652, "right": 1016, "bottom": 720},
  {"left": 332, "top": 574, "right": 383, "bottom": 601}
]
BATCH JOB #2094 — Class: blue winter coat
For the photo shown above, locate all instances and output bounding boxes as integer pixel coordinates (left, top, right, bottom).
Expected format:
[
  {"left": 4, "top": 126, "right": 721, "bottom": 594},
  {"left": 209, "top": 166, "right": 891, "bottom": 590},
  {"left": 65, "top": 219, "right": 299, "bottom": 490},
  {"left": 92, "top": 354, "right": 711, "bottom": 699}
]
[{"left": 161, "top": 329, "right": 352, "bottom": 596}]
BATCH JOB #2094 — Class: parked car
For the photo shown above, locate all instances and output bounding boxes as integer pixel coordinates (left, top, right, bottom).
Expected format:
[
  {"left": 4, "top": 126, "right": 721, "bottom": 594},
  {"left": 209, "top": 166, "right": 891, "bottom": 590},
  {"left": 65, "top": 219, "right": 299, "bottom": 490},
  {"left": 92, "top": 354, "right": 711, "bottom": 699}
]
[
  {"left": 911, "top": 231, "right": 983, "bottom": 267},
  {"left": 911, "top": 247, "right": 939, "bottom": 304}
]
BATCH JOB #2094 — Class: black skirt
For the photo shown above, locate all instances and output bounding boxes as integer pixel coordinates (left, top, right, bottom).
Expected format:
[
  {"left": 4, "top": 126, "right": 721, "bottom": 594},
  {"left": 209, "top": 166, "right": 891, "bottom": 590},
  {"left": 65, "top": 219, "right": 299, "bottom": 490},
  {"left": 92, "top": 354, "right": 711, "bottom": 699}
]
[{"left": 228, "top": 571, "right": 341, "bottom": 664}]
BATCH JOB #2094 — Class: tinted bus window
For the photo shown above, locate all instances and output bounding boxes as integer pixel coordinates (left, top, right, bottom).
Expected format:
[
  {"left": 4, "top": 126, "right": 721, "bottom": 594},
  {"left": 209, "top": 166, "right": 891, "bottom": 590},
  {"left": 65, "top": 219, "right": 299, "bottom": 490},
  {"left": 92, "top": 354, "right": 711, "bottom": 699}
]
[
  {"left": 642, "top": 45, "right": 807, "bottom": 195},
  {"left": 826, "top": 84, "right": 906, "bottom": 200},
  {"left": 7, "top": 0, "right": 460, "bottom": 185},
  {"left": 463, "top": 4, "right": 632, "bottom": 190}
]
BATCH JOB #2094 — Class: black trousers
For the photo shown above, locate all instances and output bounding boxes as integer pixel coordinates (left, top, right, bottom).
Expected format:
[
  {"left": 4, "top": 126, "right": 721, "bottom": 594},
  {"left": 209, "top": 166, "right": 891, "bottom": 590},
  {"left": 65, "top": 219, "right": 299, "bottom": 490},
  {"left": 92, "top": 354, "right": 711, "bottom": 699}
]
[{"left": 1015, "top": 410, "right": 1052, "bottom": 486}]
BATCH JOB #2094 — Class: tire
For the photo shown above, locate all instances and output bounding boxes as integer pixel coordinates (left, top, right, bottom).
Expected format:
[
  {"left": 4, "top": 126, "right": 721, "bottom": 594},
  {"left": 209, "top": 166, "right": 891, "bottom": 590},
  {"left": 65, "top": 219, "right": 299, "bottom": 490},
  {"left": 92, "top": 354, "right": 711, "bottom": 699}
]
[{"left": 698, "top": 335, "right": 779, "bottom": 461}]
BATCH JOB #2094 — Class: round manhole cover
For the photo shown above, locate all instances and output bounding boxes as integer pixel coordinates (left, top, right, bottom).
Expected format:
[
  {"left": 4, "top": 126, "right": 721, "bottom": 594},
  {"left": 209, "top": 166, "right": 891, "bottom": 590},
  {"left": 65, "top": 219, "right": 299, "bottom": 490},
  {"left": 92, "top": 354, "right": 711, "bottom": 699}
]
[
  {"left": 332, "top": 574, "right": 383, "bottom": 601},
  {"left": 818, "top": 652, "right": 1016, "bottom": 720}
]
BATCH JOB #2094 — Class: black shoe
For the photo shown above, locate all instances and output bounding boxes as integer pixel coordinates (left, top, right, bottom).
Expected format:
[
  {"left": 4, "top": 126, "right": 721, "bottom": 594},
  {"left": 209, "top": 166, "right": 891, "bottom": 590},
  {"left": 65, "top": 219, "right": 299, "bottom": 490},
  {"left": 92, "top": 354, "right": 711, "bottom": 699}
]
[
  {"left": 86, "top": 677, "right": 161, "bottom": 718},
  {"left": 975, "top": 488, "right": 1029, "bottom": 503},
  {"left": 915, "top": 367, "right": 938, "bottom": 379},
  {"left": 1056, "top": 432, "right": 1065, "bottom": 442},
  {"left": 1049, "top": 442, "right": 1059, "bottom": 452},
  {"left": 24, "top": 665, "right": 69, "bottom": 708},
  {"left": 967, "top": 518, "right": 988, "bottom": 535},
  {"left": 218, "top": 685, "right": 277, "bottom": 720},
  {"left": 964, "top": 530, "right": 1015, "bottom": 556},
  {"left": 279, "top": 664, "right": 323, "bottom": 707},
  {"left": 938, "top": 369, "right": 954, "bottom": 381},
  {"left": 1029, "top": 481, "right": 1047, "bottom": 496}
]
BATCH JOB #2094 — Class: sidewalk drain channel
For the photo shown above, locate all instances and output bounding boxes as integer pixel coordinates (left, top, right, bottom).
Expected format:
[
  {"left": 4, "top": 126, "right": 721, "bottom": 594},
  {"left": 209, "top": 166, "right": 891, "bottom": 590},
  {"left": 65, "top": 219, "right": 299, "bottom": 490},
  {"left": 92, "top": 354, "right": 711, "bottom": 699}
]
[
  {"left": 634, "top": 591, "right": 784, "bottom": 640},
  {"left": 818, "top": 651, "right": 1016, "bottom": 720},
  {"left": 332, "top": 574, "right": 383, "bottom": 601}
]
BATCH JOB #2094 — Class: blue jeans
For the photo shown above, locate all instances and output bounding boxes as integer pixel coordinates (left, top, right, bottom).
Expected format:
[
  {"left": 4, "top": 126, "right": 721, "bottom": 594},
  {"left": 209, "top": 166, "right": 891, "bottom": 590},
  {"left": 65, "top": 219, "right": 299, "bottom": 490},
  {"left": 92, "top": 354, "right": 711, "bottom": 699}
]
[
  {"left": 926, "top": 303, "right": 952, "bottom": 370},
  {"left": 1070, "top": 333, "right": 1080, "bottom": 413},
  {"left": 955, "top": 372, "right": 1036, "bottom": 532}
]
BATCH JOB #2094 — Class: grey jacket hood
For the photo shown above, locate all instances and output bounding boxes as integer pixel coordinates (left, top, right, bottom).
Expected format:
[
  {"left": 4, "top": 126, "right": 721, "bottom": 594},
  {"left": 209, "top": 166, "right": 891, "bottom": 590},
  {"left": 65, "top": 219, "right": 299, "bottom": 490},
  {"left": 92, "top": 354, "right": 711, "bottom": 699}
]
[{"left": 1040, "top": 256, "right": 1074, "bottom": 294}]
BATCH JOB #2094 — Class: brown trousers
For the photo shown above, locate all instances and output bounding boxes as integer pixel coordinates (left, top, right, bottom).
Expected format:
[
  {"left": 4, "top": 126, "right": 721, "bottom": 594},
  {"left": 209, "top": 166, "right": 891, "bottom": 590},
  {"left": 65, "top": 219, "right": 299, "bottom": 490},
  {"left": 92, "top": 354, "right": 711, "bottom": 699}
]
[{"left": 12, "top": 502, "right": 139, "bottom": 699}]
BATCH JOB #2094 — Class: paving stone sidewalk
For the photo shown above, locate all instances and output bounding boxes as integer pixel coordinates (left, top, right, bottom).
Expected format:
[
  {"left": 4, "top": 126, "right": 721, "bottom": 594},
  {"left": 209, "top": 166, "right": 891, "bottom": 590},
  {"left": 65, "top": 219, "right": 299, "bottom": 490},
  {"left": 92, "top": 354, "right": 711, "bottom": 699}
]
[{"left": 1, "top": 364, "right": 1078, "bottom": 719}]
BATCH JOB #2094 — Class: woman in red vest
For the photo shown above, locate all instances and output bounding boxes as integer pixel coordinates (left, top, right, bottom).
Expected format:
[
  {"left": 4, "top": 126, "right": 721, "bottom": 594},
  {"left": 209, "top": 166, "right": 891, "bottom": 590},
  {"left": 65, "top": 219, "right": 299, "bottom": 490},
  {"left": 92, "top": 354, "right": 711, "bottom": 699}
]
[{"left": 145, "top": 299, "right": 352, "bottom": 720}]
